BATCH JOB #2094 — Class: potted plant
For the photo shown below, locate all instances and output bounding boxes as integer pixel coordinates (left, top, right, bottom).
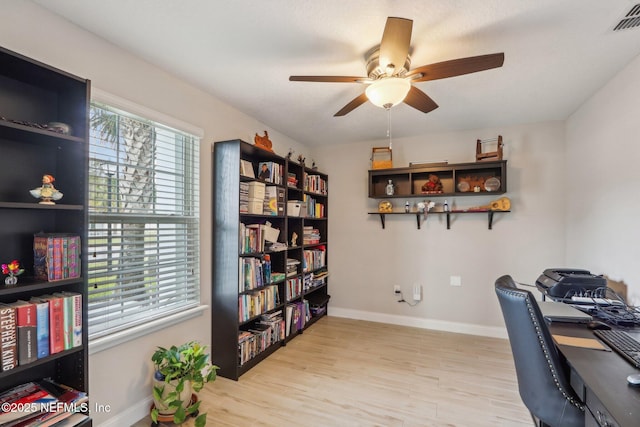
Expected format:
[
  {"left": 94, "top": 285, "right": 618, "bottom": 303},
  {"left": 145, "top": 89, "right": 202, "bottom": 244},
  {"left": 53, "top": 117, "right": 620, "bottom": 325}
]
[{"left": 151, "top": 341, "right": 218, "bottom": 427}]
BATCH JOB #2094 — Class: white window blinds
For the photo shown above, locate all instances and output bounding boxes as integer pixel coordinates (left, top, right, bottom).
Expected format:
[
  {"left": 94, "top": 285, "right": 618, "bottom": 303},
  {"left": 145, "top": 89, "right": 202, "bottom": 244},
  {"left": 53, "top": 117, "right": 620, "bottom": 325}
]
[{"left": 88, "top": 102, "right": 200, "bottom": 339}]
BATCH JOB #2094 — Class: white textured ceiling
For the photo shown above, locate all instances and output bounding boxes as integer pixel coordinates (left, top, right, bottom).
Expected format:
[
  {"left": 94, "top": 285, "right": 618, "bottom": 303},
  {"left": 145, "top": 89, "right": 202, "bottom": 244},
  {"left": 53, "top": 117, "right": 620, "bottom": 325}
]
[{"left": 34, "top": 0, "right": 640, "bottom": 146}]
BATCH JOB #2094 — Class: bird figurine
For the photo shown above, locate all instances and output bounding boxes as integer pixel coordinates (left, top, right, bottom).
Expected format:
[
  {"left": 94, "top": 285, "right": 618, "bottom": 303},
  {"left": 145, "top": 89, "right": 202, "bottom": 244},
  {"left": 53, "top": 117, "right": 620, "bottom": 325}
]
[{"left": 30, "top": 174, "right": 63, "bottom": 204}]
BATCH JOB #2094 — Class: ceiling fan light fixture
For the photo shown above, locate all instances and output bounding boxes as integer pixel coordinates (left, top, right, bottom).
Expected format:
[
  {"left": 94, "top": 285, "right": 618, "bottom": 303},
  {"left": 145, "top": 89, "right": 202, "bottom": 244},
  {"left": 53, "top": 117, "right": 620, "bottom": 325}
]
[{"left": 365, "top": 77, "right": 411, "bottom": 109}]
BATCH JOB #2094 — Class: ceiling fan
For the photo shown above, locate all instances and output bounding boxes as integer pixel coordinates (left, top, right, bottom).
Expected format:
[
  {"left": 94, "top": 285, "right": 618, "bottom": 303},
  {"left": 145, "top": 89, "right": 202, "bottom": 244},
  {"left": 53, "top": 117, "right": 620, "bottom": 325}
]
[{"left": 289, "top": 17, "right": 504, "bottom": 117}]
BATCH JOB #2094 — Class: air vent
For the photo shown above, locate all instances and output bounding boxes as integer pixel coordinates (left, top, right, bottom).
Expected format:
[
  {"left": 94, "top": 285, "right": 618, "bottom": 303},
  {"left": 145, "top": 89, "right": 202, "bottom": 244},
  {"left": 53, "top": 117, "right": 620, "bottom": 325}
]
[{"left": 614, "top": 4, "right": 640, "bottom": 31}]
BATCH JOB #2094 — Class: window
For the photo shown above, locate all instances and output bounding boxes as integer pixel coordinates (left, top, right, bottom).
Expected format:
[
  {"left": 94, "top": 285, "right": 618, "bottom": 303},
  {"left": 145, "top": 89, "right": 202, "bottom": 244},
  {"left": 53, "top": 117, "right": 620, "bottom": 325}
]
[{"left": 88, "top": 101, "right": 200, "bottom": 340}]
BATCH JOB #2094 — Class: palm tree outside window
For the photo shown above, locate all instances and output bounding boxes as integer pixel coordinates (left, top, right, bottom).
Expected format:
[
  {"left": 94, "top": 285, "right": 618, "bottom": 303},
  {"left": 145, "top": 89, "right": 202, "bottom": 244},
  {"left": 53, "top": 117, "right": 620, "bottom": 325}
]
[{"left": 87, "top": 102, "right": 200, "bottom": 339}]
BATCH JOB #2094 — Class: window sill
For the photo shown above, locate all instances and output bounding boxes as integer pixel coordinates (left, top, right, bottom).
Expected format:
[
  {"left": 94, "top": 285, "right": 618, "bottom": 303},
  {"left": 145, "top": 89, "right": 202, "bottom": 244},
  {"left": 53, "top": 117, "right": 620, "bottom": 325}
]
[{"left": 88, "top": 305, "right": 208, "bottom": 355}]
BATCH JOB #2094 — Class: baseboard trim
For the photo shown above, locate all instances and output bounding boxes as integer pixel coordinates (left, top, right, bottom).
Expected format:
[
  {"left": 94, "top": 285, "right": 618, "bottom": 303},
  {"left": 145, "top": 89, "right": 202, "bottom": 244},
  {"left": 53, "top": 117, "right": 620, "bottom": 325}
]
[
  {"left": 98, "top": 396, "right": 151, "bottom": 427},
  {"left": 329, "top": 307, "right": 508, "bottom": 339}
]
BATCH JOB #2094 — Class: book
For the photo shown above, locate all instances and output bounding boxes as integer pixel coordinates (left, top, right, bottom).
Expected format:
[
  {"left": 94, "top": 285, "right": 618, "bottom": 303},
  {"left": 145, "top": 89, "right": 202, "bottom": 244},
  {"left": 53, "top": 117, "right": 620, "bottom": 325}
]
[
  {"left": 52, "top": 236, "right": 63, "bottom": 281},
  {"left": 33, "top": 234, "right": 81, "bottom": 282},
  {"left": 3, "top": 379, "right": 88, "bottom": 427},
  {"left": 39, "top": 295, "right": 65, "bottom": 354},
  {"left": 240, "top": 159, "right": 255, "bottom": 178},
  {"left": 0, "top": 303, "right": 18, "bottom": 371},
  {"left": 40, "top": 413, "right": 88, "bottom": 427},
  {"left": 67, "top": 235, "right": 81, "bottom": 279},
  {"left": 258, "top": 161, "right": 274, "bottom": 182},
  {"left": 54, "top": 292, "right": 82, "bottom": 348},
  {"left": 0, "top": 382, "right": 57, "bottom": 425},
  {"left": 11, "top": 300, "right": 38, "bottom": 365},
  {"left": 29, "top": 297, "right": 50, "bottom": 359}
]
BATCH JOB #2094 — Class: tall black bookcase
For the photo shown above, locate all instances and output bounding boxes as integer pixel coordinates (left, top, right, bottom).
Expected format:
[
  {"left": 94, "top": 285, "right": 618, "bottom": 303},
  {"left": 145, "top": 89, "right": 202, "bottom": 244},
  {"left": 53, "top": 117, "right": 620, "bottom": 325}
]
[
  {"left": 0, "top": 46, "right": 90, "bottom": 424},
  {"left": 212, "top": 139, "right": 329, "bottom": 380}
]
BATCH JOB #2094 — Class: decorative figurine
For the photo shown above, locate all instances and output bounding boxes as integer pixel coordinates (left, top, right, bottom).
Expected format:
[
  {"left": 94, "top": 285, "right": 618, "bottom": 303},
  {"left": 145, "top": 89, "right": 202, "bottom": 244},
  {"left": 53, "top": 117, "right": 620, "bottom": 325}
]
[
  {"left": 286, "top": 148, "right": 294, "bottom": 160},
  {"left": 254, "top": 130, "right": 274, "bottom": 152},
  {"left": 30, "top": 174, "right": 63, "bottom": 204},
  {"left": 2, "top": 260, "right": 24, "bottom": 285},
  {"left": 297, "top": 154, "right": 305, "bottom": 165},
  {"left": 291, "top": 232, "right": 298, "bottom": 247},
  {"left": 421, "top": 174, "right": 443, "bottom": 194}
]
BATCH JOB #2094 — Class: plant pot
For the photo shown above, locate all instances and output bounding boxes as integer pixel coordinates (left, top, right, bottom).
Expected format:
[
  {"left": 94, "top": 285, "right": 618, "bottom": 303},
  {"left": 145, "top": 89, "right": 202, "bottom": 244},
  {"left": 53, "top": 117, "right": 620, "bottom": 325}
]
[{"left": 152, "top": 378, "right": 193, "bottom": 415}]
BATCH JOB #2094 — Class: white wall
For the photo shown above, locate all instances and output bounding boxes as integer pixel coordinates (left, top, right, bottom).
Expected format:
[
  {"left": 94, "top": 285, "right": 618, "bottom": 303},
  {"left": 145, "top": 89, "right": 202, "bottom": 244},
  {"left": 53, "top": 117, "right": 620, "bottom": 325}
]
[
  {"left": 313, "top": 121, "right": 567, "bottom": 335},
  {"left": 1, "top": 2, "right": 311, "bottom": 425},
  {"left": 566, "top": 54, "right": 640, "bottom": 305}
]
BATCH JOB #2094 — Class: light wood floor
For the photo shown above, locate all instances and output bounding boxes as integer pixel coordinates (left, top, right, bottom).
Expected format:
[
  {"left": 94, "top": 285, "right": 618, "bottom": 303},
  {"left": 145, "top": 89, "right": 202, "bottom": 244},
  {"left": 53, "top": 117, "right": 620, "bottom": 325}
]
[{"left": 133, "top": 316, "right": 531, "bottom": 427}]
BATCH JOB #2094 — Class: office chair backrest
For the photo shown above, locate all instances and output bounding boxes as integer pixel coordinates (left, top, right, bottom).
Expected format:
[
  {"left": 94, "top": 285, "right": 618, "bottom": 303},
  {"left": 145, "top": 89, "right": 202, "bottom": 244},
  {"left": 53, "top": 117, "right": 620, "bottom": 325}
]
[{"left": 495, "top": 275, "right": 584, "bottom": 427}]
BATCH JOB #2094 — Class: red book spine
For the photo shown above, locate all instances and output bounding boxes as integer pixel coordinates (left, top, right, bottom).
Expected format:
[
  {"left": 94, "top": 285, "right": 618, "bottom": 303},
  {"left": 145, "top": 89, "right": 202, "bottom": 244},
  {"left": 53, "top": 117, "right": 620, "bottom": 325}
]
[
  {"left": 44, "top": 296, "right": 64, "bottom": 354},
  {"left": 14, "top": 301, "right": 37, "bottom": 365}
]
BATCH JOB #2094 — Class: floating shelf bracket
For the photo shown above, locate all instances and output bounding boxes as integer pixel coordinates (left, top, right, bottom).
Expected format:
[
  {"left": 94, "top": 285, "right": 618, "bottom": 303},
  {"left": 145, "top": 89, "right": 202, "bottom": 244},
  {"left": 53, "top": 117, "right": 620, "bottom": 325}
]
[{"left": 373, "top": 212, "right": 422, "bottom": 229}]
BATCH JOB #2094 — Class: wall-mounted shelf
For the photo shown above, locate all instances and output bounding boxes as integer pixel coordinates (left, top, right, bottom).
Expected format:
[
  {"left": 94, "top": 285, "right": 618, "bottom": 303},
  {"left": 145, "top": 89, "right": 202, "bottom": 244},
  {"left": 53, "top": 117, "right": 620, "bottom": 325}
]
[
  {"left": 368, "top": 210, "right": 510, "bottom": 230},
  {"left": 369, "top": 160, "right": 506, "bottom": 198},
  {"left": 369, "top": 160, "right": 510, "bottom": 230}
]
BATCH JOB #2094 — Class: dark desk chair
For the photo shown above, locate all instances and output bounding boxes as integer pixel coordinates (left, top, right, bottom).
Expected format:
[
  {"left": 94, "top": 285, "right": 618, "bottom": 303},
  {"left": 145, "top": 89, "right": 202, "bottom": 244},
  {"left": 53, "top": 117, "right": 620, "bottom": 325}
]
[{"left": 495, "top": 275, "right": 585, "bottom": 427}]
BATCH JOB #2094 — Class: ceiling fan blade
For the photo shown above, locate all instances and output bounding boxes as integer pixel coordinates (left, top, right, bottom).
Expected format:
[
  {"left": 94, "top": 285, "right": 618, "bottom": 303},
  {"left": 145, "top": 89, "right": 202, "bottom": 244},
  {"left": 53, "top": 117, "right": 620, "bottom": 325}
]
[
  {"left": 334, "top": 93, "right": 369, "bottom": 116},
  {"left": 407, "top": 53, "right": 505, "bottom": 82},
  {"left": 289, "top": 76, "right": 367, "bottom": 83},
  {"left": 379, "top": 17, "right": 413, "bottom": 75},
  {"left": 403, "top": 86, "right": 439, "bottom": 113}
]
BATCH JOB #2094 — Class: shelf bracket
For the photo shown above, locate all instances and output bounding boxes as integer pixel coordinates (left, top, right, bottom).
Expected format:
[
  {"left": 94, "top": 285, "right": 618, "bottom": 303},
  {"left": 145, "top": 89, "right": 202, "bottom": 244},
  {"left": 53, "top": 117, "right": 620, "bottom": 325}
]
[
  {"left": 416, "top": 213, "right": 421, "bottom": 230},
  {"left": 446, "top": 213, "right": 450, "bottom": 230},
  {"left": 378, "top": 213, "right": 386, "bottom": 229},
  {"left": 488, "top": 211, "right": 494, "bottom": 230}
]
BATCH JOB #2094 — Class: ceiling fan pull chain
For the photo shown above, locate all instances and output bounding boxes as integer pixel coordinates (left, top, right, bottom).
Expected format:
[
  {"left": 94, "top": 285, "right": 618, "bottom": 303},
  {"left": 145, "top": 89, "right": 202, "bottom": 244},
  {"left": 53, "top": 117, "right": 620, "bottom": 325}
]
[{"left": 387, "top": 107, "right": 393, "bottom": 149}]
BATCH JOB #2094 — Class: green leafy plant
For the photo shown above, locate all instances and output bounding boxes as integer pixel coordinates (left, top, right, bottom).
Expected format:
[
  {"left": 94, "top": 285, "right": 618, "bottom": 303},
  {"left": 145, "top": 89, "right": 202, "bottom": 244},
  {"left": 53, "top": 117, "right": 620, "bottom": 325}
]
[{"left": 151, "top": 341, "right": 218, "bottom": 427}]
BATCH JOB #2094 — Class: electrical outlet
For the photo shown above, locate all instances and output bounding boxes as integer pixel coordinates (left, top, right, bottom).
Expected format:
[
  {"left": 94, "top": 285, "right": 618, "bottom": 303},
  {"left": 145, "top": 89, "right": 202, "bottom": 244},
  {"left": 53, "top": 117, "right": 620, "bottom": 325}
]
[
  {"left": 450, "top": 276, "right": 462, "bottom": 287},
  {"left": 393, "top": 285, "right": 401, "bottom": 294},
  {"left": 413, "top": 283, "right": 422, "bottom": 301}
]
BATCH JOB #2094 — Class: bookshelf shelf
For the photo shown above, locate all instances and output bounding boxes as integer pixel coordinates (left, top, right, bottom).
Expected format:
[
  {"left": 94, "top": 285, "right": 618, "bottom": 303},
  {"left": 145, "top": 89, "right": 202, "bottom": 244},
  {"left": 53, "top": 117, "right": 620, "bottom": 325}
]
[
  {"left": 0, "top": 345, "right": 85, "bottom": 380},
  {"left": 0, "top": 46, "right": 90, "bottom": 422},
  {"left": 213, "top": 139, "right": 329, "bottom": 380}
]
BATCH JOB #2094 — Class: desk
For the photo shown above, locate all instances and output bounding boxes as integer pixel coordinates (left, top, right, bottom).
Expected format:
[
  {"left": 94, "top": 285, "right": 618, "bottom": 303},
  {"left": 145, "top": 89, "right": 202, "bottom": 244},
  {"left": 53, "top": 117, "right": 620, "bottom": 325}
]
[{"left": 549, "top": 323, "right": 640, "bottom": 427}]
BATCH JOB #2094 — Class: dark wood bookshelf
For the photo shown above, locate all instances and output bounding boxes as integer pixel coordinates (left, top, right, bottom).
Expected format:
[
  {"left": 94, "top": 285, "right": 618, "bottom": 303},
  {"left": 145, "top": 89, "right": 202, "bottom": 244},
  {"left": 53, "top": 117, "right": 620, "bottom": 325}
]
[
  {"left": 0, "top": 45, "right": 91, "bottom": 424},
  {"left": 212, "top": 139, "right": 329, "bottom": 380}
]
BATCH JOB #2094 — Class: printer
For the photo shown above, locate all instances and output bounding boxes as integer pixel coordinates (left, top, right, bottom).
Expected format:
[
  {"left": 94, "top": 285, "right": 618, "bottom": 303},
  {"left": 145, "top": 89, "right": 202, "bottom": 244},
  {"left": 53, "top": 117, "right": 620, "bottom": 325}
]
[{"left": 536, "top": 268, "right": 607, "bottom": 299}]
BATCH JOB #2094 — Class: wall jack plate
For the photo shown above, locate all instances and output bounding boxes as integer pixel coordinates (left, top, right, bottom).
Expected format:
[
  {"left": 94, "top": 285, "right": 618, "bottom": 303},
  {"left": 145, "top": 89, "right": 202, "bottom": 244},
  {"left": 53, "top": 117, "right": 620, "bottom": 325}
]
[{"left": 413, "top": 284, "right": 422, "bottom": 301}]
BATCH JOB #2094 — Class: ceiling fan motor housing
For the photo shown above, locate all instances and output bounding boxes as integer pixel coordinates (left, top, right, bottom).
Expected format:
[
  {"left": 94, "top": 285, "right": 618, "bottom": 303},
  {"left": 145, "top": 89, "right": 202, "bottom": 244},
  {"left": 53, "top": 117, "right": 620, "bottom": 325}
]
[{"left": 366, "top": 48, "right": 411, "bottom": 79}]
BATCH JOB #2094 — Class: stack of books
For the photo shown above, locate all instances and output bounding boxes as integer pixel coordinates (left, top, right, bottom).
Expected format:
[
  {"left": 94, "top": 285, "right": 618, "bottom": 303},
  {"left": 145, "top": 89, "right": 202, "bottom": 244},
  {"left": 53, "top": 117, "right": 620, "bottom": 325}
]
[
  {"left": 303, "top": 247, "right": 326, "bottom": 272},
  {"left": 287, "top": 172, "right": 298, "bottom": 188},
  {"left": 33, "top": 234, "right": 81, "bottom": 282},
  {"left": 303, "top": 226, "right": 320, "bottom": 245},
  {"left": 239, "top": 182, "right": 249, "bottom": 213},
  {"left": 0, "top": 379, "right": 88, "bottom": 426},
  {"left": 285, "top": 277, "right": 302, "bottom": 301},
  {"left": 0, "top": 293, "right": 82, "bottom": 372},
  {"left": 237, "top": 310, "right": 285, "bottom": 366},
  {"left": 303, "top": 269, "right": 328, "bottom": 292},
  {"left": 304, "top": 174, "right": 327, "bottom": 195},
  {"left": 286, "top": 258, "right": 300, "bottom": 277}
]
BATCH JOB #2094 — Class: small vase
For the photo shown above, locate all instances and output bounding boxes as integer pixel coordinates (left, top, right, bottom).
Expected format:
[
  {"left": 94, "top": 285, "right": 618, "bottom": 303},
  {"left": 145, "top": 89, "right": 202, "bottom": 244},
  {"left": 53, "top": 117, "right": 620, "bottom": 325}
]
[
  {"left": 4, "top": 275, "right": 18, "bottom": 286},
  {"left": 385, "top": 180, "right": 394, "bottom": 196}
]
